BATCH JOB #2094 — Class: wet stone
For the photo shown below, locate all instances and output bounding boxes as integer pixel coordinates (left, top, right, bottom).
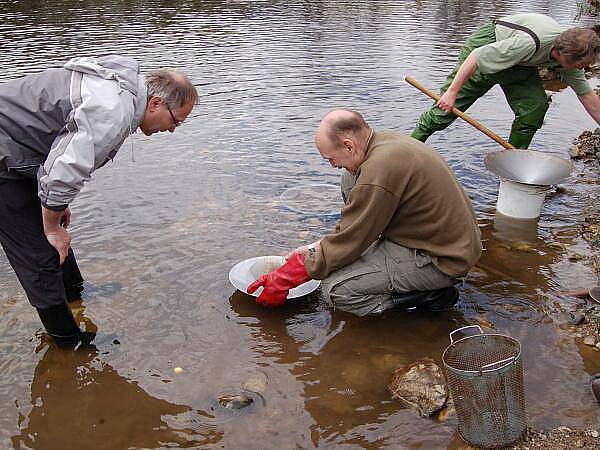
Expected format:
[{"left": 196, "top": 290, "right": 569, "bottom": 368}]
[
  {"left": 570, "top": 128, "right": 600, "bottom": 161},
  {"left": 436, "top": 397, "right": 456, "bottom": 422},
  {"left": 568, "top": 252, "right": 585, "bottom": 262},
  {"left": 242, "top": 372, "right": 268, "bottom": 395},
  {"left": 387, "top": 357, "right": 448, "bottom": 416},
  {"left": 583, "top": 335, "right": 597, "bottom": 346},
  {"left": 568, "top": 312, "right": 586, "bottom": 325},
  {"left": 547, "top": 242, "right": 567, "bottom": 251},
  {"left": 512, "top": 241, "right": 538, "bottom": 253},
  {"left": 582, "top": 221, "right": 600, "bottom": 248},
  {"left": 217, "top": 392, "right": 253, "bottom": 410}
]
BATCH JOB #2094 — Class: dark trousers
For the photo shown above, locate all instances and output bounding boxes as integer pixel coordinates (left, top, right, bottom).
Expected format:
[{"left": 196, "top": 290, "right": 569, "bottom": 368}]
[{"left": 0, "top": 178, "right": 83, "bottom": 309}]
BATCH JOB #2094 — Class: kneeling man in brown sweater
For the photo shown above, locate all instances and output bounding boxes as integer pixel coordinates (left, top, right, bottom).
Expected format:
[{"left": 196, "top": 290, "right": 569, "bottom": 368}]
[{"left": 248, "top": 109, "right": 482, "bottom": 316}]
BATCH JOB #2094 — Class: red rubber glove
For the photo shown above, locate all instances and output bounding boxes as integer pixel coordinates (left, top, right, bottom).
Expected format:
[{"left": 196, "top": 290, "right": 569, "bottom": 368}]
[{"left": 247, "top": 252, "right": 311, "bottom": 307}]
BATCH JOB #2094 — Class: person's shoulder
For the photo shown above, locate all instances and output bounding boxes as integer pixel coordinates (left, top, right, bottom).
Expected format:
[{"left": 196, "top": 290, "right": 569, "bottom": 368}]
[
  {"left": 499, "top": 13, "right": 562, "bottom": 34},
  {"left": 358, "top": 132, "right": 440, "bottom": 192},
  {"left": 361, "top": 131, "right": 434, "bottom": 180},
  {"left": 501, "top": 13, "right": 557, "bottom": 23},
  {"left": 372, "top": 130, "right": 436, "bottom": 158}
]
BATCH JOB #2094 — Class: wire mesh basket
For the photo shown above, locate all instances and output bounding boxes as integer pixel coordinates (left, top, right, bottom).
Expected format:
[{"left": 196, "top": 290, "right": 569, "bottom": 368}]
[{"left": 442, "top": 326, "right": 526, "bottom": 448}]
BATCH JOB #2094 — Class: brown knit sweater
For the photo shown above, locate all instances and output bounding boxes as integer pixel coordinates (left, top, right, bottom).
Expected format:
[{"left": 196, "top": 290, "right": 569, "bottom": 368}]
[{"left": 305, "top": 130, "right": 482, "bottom": 279}]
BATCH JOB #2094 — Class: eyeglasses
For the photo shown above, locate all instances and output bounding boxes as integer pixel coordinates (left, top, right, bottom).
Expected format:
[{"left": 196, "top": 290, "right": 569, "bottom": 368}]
[{"left": 165, "top": 102, "right": 184, "bottom": 128}]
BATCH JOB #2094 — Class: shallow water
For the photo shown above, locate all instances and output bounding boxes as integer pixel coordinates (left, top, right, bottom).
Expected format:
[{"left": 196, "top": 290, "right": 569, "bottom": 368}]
[{"left": 1, "top": 1, "right": 599, "bottom": 448}]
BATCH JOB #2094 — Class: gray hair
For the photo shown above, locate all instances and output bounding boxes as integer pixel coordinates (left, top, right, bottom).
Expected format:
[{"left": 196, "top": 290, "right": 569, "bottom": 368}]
[
  {"left": 145, "top": 69, "right": 198, "bottom": 108},
  {"left": 326, "top": 109, "right": 369, "bottom": 144},
  {"left": 555, "top": 27, "right": 600, "bottom": 63}
]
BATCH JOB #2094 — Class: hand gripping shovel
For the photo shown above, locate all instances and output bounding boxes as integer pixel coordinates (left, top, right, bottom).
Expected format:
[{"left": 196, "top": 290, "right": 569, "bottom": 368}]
[{"left": 405, "top": 76, "right": 516, "bottom": 150}]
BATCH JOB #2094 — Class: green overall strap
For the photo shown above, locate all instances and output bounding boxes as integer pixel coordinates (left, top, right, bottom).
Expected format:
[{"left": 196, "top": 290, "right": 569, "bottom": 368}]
[{"left": 493, "top": 19, "right": 541, "bottom": 52}]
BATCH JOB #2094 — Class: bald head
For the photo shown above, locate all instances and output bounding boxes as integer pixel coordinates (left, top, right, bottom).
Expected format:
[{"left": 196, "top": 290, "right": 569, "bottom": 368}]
[
  {"left": 315, "top": 109, "right": 372, "bottom": 174},
  {"left": 317, "top": 109, "right": 370, "bottom": 147}
]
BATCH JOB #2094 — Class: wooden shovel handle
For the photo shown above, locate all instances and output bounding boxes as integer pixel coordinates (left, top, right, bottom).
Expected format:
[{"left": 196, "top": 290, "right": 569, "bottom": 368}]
[{"left": 406, "top": 76, "right": 515, "bottom": 150}]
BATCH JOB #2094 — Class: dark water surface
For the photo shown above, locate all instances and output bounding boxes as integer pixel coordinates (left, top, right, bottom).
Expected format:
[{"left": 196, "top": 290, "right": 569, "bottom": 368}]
[{"left": 1, "top": 1, "right": 599, "bottom": 448}]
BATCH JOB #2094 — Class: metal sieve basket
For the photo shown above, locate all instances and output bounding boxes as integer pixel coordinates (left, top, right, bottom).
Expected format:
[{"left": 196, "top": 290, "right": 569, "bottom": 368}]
[{"left": 442, "top": 326, "right": 526, "bottom": 448}]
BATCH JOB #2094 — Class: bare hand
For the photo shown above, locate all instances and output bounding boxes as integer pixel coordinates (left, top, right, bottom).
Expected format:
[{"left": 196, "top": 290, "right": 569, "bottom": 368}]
[
  {"left": 437, "top": 90, "right": 458, "bottom": 113},
  {"left": 42, "top": 206, "right": 72, "bottom": 264},
  {"left": 45, "top": 227, "right": 71, "bottom": 265},
  {"left": 60, "top": 207, "right": 71, "bottom": 228}
]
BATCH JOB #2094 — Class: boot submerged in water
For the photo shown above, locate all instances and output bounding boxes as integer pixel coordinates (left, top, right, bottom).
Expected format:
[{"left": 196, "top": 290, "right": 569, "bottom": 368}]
[{"left": 36, "top": 302, "right": 94, "bottom": 349}]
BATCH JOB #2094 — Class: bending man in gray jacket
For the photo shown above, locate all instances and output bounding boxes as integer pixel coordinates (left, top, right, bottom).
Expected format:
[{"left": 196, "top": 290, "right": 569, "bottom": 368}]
[{"left": 0, "top": 56, "right": 198, "bottom": 348}]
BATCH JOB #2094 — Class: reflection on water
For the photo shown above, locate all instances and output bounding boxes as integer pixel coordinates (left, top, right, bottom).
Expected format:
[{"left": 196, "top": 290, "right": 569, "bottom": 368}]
[
  {"left": 12, "top": 339, "right": 221, "bottom": 449},
  {"left": 229, "top": 290, "right": 470, "bottom": 447},
  {"left": 1, "top": 0, "right": 599, "bottom": 448}
]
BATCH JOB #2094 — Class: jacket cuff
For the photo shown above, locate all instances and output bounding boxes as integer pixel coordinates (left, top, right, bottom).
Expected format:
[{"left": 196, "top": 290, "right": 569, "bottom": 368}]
[{"left": 41, "top": 201, "right": 68, "bottom": 212}]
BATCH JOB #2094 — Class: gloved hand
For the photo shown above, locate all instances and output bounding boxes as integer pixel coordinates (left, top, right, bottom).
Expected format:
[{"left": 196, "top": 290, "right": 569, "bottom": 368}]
[{"left": 247, "top": 252, "right": 311, "bottom": 307}]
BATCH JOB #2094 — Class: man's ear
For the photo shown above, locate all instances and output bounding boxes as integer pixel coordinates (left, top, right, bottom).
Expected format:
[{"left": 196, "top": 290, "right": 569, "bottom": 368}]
[
  {"left": 147, "top": 96, "right": 162, "bottom": 112},
  {"left": 342, "top": 138, "right": 354, "bottom": 153}
]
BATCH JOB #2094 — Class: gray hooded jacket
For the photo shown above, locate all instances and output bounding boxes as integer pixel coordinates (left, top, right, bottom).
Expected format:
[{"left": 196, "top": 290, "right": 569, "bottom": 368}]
[{"left": 0, "top": 55, "right": 147, "bottom": 210}]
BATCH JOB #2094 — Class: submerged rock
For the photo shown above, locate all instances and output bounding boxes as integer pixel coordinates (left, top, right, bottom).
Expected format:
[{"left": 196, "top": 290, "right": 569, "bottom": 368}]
[
  {"left": 512, "top": 241, "right": 538, "bottom": 253},
  {"left": 242, "top": 372, "right": 268, "bottom": 395},
  {"left": 568, "top": 252, "right": 586, "bottom": 262},
  {"left": 217, "top": 392, "right": 254, "bottom": 410},
  {"left": 387, "top": 357, "right": 448, "bottom": 416},
  {"left": 436, "top": 396, "right": 456, "bottom": 422}
]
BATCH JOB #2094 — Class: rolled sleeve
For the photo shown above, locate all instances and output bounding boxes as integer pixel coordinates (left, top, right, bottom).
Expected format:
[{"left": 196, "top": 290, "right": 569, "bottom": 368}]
[{"left": 561, "top": 69, "right": 592, "bottom": 96}]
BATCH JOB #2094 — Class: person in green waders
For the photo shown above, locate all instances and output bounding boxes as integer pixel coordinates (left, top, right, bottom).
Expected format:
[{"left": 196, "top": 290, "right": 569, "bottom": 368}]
[{"left": 411, "top": 13, "right": 600, "bottom": 149}]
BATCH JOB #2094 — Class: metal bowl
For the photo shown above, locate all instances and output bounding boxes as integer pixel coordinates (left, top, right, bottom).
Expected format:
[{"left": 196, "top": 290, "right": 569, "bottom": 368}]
[
  {"left": 484, "top": 150, "right": 573, "bottom": 186},
  {"left": 229, "top": 256, "right": 321, "bottom": 299}
]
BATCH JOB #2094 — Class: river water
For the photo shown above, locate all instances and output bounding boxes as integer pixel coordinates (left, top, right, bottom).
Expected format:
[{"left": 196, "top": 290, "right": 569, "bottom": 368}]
[{"left": 0, "top": 1, "right": 599, "bottom": 448}]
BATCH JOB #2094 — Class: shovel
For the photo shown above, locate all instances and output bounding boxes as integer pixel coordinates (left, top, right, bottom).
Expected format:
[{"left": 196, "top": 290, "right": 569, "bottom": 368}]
[{"left": 405, "top": 76, "right": 515, "bottom": 150}]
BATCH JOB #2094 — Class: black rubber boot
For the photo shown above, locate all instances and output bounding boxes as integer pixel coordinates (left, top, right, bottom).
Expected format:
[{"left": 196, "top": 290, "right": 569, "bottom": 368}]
[
  {"left": 64, "top": 284, "right": 84, "bottom": 303},
  {"left": 62, "top": 249, "right": 84, "bottom": 303},
  {"left": 392, "top": 286, "right": 459, "bottom": 312},
  {"left": 36, "top": 302, "right": 89, "bottom": 349},
  {"left": 418, "top": 286, "right": 459, "bottom": 312}
]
